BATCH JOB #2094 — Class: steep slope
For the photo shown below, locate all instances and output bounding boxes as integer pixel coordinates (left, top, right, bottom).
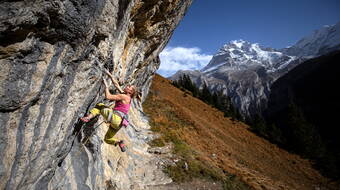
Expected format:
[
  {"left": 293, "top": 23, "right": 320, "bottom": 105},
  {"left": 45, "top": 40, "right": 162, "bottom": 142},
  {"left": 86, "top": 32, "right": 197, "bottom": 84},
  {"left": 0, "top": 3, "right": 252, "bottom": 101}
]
[
  {"left": 144, "top": 74, "right": 337, "bottom": 190},
  {"left": 0, "top": 0, "right": 192, "bottom": 189},
  {"left": 170, "top": 22, "right": 340, "bottom": 118},
  {"left": 265, "top": 50, "right": 340, "bottom": 178}
]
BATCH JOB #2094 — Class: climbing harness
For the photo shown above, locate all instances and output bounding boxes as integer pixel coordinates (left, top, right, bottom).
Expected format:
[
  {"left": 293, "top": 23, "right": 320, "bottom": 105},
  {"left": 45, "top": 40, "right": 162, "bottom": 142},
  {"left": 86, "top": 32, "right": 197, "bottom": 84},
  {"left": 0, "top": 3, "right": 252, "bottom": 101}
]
[{"left": 113, "top": 109, "right": 129, "bottom": 128}]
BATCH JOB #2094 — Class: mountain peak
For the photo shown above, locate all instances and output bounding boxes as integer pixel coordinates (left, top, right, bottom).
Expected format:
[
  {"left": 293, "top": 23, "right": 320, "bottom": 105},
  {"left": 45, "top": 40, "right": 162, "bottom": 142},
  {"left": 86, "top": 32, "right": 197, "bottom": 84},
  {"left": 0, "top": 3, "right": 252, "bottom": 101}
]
[
  {"left": 283, "top": 22, "right": 340, "bottom": 57},
  {"left": 230, "top": 39, "right": 248, "bottom": 48},
  {"left": 220, "top": 39, "right": 251, "bottom": 51},
  {"left": 203, "top": 40, "right": 294, "bottom": 73}
]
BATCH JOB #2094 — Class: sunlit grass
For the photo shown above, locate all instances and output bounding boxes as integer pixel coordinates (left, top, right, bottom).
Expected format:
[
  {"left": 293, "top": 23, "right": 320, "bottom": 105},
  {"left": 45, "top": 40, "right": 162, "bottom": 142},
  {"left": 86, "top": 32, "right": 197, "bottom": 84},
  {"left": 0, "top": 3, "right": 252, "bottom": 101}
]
[{"left": 143, "top": 89, "right": 250, "bottom": 190}]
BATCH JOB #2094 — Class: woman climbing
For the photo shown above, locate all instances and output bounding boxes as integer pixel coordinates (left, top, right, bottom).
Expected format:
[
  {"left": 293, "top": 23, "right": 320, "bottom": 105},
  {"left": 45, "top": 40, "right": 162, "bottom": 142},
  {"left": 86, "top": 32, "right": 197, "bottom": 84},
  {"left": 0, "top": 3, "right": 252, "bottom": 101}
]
[{"left": 80, "top": 69, "right": 136, "bottom": 152}]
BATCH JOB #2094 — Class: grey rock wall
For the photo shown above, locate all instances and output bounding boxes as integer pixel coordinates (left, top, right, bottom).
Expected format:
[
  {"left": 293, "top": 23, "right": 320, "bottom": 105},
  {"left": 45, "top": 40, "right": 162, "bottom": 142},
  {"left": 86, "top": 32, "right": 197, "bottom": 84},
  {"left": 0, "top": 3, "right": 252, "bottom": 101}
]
[{"left": 0, "top": 0, "right": 192, "bottom": 189}]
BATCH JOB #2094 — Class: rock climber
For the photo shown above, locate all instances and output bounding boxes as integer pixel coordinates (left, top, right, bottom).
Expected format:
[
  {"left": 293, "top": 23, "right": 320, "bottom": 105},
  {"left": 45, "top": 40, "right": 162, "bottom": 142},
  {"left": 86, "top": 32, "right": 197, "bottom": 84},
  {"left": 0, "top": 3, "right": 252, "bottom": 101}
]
[{"left": 80, "top": 69, "right": 137, "bottom": 152}]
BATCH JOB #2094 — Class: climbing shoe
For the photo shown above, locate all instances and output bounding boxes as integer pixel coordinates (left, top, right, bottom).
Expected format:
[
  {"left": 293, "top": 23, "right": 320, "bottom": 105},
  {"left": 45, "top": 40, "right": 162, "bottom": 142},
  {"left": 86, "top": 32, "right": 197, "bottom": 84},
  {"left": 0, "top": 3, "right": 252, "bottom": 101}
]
[
  {"left": 80, "top": 117, "right": 90, "bottom": 123},
  {"left": 118, "top": 140, "right": 127, "bottom": 152}
]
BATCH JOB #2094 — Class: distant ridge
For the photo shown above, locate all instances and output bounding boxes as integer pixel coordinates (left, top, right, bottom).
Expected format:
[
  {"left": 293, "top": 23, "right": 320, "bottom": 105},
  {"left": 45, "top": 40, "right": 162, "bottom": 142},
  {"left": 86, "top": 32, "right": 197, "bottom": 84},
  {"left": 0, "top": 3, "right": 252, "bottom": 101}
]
[{"left": 170, "top": 22, "right": 340, "bottom": 118}]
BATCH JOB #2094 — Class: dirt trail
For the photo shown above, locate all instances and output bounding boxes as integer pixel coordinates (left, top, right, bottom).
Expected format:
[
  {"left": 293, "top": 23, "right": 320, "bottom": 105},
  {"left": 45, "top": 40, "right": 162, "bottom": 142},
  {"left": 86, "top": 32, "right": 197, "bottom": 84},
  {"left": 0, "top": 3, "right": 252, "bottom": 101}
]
[{"left": 148, "top": 74, "right": 336, "bottom": 190}]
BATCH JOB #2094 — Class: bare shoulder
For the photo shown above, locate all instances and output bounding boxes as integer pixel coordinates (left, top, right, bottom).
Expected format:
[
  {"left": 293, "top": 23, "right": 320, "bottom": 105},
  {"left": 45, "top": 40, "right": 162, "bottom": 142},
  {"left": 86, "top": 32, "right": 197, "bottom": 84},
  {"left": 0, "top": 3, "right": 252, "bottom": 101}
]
[{"left": 120, "top": 94, "right": 131, "bottom": 104}]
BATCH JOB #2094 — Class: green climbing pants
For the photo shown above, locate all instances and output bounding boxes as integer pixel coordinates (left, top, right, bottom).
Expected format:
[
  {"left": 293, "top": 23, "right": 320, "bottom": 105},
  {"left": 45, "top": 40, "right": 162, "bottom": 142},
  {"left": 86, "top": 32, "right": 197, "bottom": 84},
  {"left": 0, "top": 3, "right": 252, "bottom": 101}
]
[{"left": 90, "top": 103, "right": 122, "bottom": 144}]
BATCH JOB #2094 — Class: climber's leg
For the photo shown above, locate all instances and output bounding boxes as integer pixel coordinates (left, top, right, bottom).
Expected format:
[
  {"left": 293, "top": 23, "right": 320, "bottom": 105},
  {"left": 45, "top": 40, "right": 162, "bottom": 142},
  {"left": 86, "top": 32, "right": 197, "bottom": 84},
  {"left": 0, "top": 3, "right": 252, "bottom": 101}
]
[
  {"left": 80, "top": 103, "right": 106, "bottom": 122},
  {"left": 82, "top": 104, "right": 126, "bottom": 151},
  {"left": 104, "top": 127, "right": 120, "bottom": 144},
  {"left": 103, "top": 113, "right": 123, "bottom": 145}
]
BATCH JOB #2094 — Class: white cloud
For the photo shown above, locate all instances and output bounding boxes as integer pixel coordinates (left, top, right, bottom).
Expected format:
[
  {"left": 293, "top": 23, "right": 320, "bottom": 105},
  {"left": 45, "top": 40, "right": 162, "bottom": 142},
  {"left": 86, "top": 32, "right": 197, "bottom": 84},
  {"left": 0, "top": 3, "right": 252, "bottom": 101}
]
[{"left": 158, "top": 46, "right": 212, "bottom": 77}]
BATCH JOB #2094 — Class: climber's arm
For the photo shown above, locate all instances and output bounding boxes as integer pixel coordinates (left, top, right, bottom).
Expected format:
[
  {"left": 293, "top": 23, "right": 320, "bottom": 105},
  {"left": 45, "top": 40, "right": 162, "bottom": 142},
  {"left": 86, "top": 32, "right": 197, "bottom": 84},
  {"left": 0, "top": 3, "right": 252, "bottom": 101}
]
[
  {"left": 104, "top": 69, "right": 124, "bottom": 93},
  {"left": 105, "top": 89, "right": 125, "bottom": 101},
  {"left": 103, "top": 78, "right": 124, "bottom": 101}
]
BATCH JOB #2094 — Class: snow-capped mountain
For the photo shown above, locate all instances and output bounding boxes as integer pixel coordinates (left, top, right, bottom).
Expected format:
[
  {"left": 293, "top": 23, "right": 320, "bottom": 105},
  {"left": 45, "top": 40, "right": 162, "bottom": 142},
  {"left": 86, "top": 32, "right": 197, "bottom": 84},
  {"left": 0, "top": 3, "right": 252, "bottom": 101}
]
[
  {"left": 171, "top": 40, "right": 304, "bottom": 117},
  {"left": 201, "top": 40, "right": 297, "bottom": 74},
  {"left": 282, "top": 22, "right": 340, "bottom": 57},
  {"left": 170, "top": 22, "right": 340, "bottom": 118}
]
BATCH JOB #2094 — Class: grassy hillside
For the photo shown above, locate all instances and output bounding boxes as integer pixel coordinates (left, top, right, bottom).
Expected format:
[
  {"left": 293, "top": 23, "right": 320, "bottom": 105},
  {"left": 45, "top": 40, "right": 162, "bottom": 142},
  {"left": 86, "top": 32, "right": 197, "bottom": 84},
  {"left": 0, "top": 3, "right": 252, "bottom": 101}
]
[{"left": 143, "top": 74, "right": 338, "bottom": 190}]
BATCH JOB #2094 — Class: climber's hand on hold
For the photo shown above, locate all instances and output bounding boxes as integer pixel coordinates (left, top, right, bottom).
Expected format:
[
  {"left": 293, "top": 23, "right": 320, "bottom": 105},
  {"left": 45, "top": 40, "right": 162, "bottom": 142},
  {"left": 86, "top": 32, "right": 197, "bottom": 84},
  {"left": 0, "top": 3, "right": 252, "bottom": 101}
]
[
  {"left": 104, "top": 69, "right": 124, "bottom": 93},
  {"left": 104, "top": 69, "right": 119, "bottom": 86}
]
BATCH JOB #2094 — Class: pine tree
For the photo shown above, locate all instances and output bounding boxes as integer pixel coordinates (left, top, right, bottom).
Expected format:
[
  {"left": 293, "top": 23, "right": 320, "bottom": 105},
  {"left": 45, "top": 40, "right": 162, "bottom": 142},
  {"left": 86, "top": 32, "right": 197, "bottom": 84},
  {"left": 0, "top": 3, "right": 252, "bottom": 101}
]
[
  {"left": 174, "top": 75, "right": 244, "bottom": 122},
  {"left": 287, "top": 103, "right": 325, "bottom": 158},
  {"left": 267, "top": 123, "right": 283, "bottom": 144},
  {"left": 216, "top": 90, "right": 231, "bottom": 116},
  {"left": 212, "top": 92, "right": 218, "bottom": 108},
  {"left": 180, "top": 74, "right": 199, "bottom": 97},
  {"left": 250, "top": 114, "right": 267, "bottom": 136},
  {"left": 199, "top": 83, "right": 213, "bottom": 104}
]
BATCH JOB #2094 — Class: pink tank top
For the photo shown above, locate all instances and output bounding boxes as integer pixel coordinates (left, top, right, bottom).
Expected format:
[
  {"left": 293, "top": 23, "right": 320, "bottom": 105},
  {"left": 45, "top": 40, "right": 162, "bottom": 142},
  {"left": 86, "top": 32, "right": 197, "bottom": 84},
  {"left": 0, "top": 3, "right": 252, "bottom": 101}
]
[{"left": 113, "top": 100, "right": 131, "bottom": 114}]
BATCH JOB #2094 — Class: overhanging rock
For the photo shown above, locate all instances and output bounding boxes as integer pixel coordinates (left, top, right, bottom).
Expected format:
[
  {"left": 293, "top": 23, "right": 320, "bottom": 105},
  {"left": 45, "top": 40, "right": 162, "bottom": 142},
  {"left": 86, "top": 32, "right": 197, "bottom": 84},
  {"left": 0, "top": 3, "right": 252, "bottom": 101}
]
[{"left": 0, "top": 0, "right": 192, "bottom": 189}]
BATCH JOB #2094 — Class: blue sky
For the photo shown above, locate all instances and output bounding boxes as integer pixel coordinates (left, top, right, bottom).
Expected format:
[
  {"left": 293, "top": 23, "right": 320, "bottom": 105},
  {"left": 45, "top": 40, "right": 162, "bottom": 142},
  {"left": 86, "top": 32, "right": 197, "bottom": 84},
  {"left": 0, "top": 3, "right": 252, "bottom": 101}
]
[{"left": 158, "top": 0, "right": 340, "bottom": 77}]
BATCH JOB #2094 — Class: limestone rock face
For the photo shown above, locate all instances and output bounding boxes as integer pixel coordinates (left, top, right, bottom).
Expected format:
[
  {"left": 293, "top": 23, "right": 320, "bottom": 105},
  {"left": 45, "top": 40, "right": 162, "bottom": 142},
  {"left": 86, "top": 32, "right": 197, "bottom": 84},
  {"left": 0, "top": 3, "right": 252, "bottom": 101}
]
[{"left": 0, "top": 0, "right": 192, "bottom": 189}]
